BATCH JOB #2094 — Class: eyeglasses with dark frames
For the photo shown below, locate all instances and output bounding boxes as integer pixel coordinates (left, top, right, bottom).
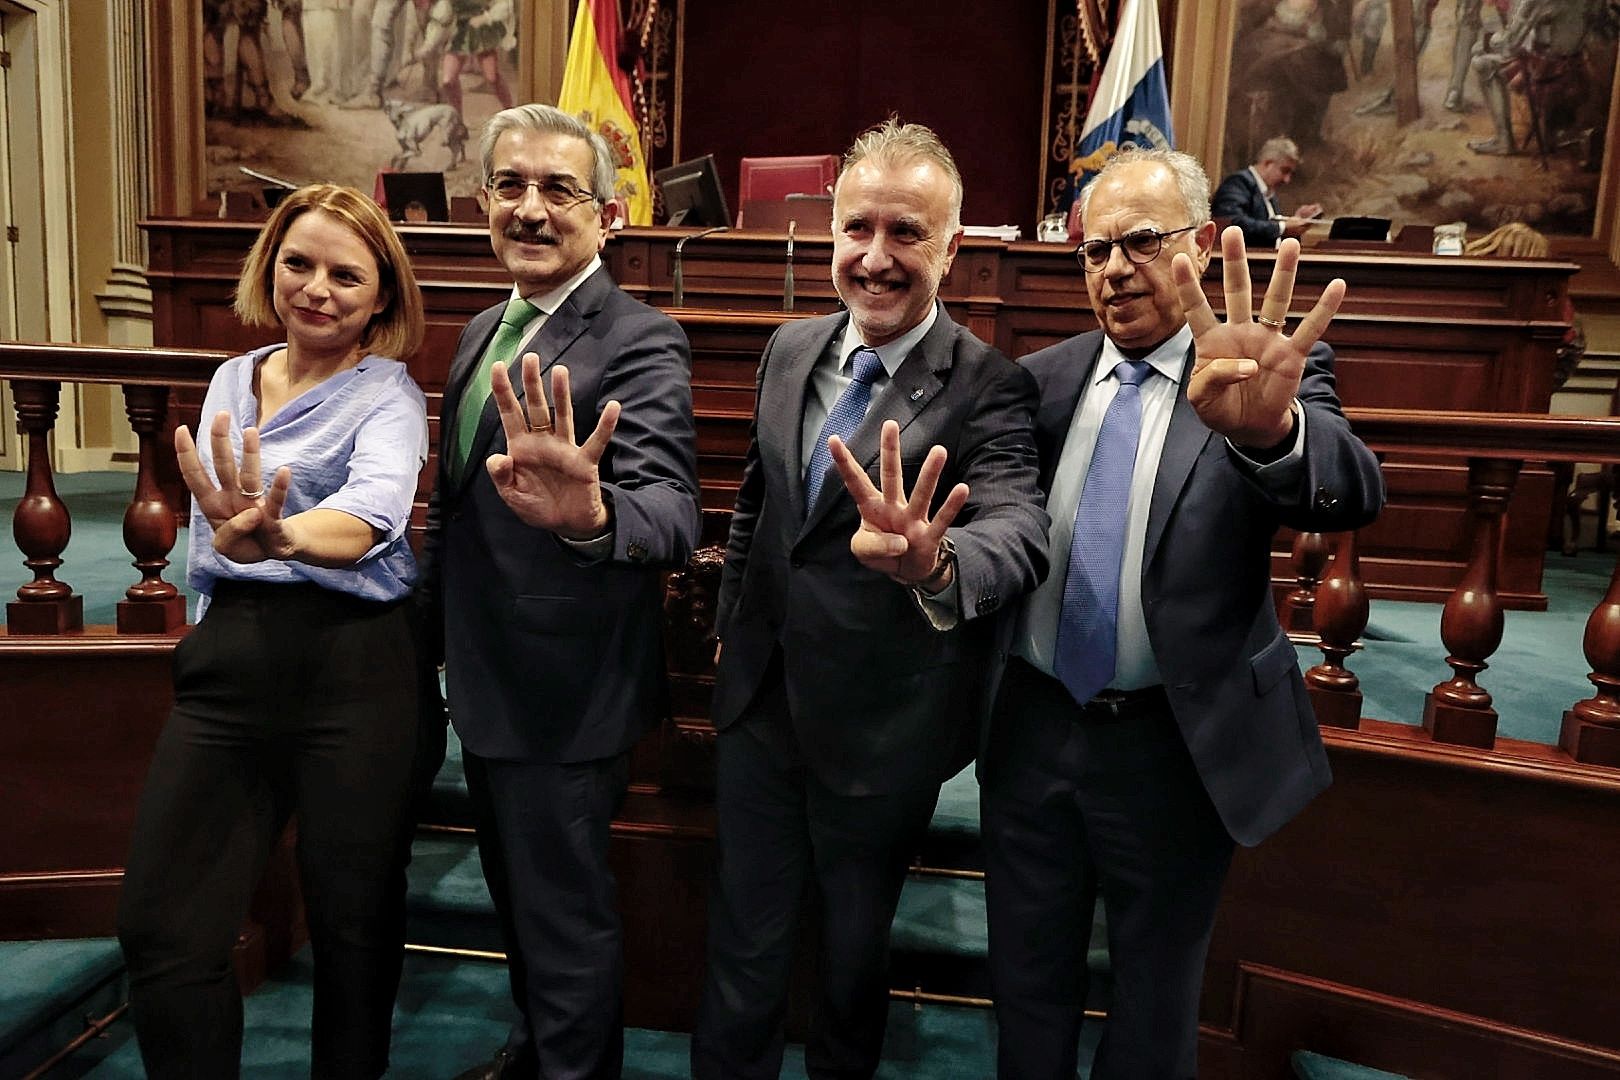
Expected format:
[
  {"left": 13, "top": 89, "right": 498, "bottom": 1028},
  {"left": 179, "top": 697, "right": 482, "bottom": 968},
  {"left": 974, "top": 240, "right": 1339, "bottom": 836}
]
[
  {"left": 484, "top": 172, "right": 599, "bottom": 210},
  {"left": 1076, "top": 224, "right": 1198, "bottom": 273}
]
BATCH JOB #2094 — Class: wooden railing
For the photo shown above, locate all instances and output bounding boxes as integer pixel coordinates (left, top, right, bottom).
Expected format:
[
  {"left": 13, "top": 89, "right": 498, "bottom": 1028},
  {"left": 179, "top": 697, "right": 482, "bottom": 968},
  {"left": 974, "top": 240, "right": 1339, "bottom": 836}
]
[
  {"left": 4, "top": 343, "right": 1619, "bottom": 769},
  {"left": 0, "top": 341, "right": 228, "bottom": 634},
  {"left": 1287, "top": 408, "right": 1620, "bottom": 767}
]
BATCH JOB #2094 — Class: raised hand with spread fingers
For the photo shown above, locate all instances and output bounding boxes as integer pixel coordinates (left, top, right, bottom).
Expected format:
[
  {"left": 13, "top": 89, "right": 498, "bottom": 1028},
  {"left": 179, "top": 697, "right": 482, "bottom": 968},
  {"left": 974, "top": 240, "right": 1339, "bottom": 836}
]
[
  {"left": 1173, "top": 227, "right": 1347, "bottom": 450},
  {"left": 485, "top": 354, "right": 620, "bottom": 539},
  {"left": 827, "top": 419, "right": 968, "bottom": 593},
  {"left": 174, "top": 410, "right": 293, "bottom": 564}
]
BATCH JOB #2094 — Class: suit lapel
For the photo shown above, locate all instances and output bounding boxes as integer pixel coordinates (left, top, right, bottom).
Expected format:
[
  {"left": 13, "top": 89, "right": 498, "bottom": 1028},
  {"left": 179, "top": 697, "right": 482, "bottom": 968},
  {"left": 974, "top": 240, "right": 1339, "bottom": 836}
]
[
  {"left": 1143, "top": 344, "right": 1212, "bottom": 570},
  {"left": 780, "top": 315, "right": 847, "bottom": 523},
  {"left": 1035, "top": 333, "right": 1103, "bottom": 495}
]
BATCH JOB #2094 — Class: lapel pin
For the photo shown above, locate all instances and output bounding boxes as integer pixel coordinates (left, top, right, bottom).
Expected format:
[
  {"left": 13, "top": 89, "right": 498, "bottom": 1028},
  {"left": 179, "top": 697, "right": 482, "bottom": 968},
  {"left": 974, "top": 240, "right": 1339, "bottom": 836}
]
[{"left": 910, "top": 387, "right": 925, "bottom": 401}]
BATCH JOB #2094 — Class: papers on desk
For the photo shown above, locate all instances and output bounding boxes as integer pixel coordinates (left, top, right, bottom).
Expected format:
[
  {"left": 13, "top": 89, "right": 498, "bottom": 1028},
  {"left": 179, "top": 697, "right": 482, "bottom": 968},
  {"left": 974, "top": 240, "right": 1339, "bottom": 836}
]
[{"left": 963, "top": 225, "right": 1022, "bottom": 241}]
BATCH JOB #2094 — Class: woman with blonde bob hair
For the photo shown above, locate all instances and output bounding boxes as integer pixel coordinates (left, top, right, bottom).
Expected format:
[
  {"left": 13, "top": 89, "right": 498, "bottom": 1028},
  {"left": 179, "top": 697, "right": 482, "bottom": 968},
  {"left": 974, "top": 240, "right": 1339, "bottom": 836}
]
[{"left": 118, "top": 183, "right": 430, "bottom": 1078}]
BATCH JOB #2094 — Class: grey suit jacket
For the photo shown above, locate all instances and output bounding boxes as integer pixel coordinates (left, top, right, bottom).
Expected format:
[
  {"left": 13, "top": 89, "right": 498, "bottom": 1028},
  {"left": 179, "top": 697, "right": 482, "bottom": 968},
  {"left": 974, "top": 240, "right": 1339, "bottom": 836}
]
[
  {"left": 417, "top": 266, "right": 700, "bottom": 763},
  {"left": 1002, "top": 330, "right": 1384, "bottom": 845},
  {"left": 712, "top": 306, "right": 1050, "bottom": 796}
]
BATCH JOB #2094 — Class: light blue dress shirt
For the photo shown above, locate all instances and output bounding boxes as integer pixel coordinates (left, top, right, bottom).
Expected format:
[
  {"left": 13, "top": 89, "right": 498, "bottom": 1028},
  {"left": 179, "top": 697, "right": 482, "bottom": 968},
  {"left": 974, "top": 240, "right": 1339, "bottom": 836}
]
[
  {"left": 1014, "top": 324, "right": 1305, "bottom": 689},
  {"left": 187, "top": 344, "right": 429, "bottom": 612}
]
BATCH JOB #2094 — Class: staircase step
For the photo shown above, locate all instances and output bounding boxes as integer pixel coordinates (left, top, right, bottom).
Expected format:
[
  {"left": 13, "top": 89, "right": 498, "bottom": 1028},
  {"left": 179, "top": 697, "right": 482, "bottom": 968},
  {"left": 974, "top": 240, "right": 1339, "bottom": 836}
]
[
  {"left": 74, "top": 949, "right": 1005, "bottom": 1078},
  {"left": 0, "top": 937, "right": 126, "bottom": 1077},
  {"left": 405, "top": 834, "right": 504, "bottom": 955},
  {"left": 1292, "top": 1050, "right": 1414, "bottom": 1080},
  {"left": 889, "top": 876, "right": 1111, "bottom": 1007}
]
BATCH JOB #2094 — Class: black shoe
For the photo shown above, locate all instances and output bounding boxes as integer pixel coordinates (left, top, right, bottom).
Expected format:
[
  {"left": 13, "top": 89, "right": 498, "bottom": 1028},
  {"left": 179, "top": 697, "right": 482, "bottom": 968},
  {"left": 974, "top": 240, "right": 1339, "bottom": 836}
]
[{"left": 451, "top": 1048, "right": 530, "bottom": 1080}]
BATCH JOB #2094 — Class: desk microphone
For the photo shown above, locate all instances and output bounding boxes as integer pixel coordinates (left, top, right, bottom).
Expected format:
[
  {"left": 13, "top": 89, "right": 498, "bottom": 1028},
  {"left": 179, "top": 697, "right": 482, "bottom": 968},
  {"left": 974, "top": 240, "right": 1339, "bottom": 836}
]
[
  {"left": 783, "top": 221, "right": 796, "bottom": 314},
  {"left": 672, "top": 226, "right": 729, "bottom": 307}
]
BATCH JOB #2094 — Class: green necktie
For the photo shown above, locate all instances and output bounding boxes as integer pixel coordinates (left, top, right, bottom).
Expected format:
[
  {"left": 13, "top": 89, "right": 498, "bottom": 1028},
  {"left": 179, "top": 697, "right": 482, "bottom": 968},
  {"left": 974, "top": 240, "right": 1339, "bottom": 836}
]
[{"left": 452, "top": 297, "right": 539, "bottom": 479}]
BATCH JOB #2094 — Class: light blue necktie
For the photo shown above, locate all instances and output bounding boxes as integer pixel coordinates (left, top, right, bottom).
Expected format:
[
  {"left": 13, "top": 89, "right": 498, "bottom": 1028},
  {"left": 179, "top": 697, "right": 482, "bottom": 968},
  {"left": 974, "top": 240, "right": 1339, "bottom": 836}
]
[
  {"left": 803, "top": 346, "right": 884, "bottom": 511},
  {"left": 1053, "top": 359, "right": 1154, "bottom": 705},
  {"left": 450, "top": 297, "right": 538, "bottom": 480}
]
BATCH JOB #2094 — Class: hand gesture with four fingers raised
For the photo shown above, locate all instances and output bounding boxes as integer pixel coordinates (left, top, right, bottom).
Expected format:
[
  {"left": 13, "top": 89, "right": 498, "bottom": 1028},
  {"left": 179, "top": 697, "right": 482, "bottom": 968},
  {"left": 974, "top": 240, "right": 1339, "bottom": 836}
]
[
  {"left": 175, "top": 410, "right": 295, "bottom": 563},
  {"left": 828, "top": 420, "right": 968, "bottom": 592},
  {"left": 1172, "top": 226, "right": 1346, "bottom": 449},
  {"left": 486, "top": 354, "right": 620, "bottom": 539}
]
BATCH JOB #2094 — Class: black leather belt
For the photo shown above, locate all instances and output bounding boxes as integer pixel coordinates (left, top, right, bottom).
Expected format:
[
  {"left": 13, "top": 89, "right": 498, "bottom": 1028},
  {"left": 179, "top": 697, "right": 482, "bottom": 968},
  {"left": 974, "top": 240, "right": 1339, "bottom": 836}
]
[{"left": 1075, "top": 684, "right": 1169, "bottom": 723}]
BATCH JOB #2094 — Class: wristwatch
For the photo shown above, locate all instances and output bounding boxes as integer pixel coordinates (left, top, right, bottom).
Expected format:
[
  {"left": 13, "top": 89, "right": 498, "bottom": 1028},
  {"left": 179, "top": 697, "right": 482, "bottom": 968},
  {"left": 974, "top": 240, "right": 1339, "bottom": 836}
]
[{"left": 916, "top": 535, "right": 956, "bottom": 594}]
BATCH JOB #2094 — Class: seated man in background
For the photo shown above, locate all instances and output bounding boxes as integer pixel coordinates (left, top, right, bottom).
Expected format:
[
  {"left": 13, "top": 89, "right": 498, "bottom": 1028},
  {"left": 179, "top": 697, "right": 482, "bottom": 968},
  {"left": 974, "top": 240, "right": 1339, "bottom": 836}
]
[{"left": 1212, "top": 136, "right": 1323, "bottom": 247}]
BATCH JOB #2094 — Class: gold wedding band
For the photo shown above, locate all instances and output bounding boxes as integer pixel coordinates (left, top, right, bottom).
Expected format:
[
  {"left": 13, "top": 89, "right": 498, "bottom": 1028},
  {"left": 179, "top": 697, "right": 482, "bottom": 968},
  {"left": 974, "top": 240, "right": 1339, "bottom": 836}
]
[
  {"left": 1256, "top": 313, "right": 1286, "bottom": 329},
  {"left": 238, "top": 487, "right": 264, "bottom": 499}
]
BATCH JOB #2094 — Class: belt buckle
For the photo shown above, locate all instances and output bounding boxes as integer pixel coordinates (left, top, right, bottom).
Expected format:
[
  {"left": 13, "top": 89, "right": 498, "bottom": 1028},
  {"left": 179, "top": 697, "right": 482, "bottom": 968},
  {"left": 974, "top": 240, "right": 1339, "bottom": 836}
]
[{"left": 1086, "top": 689, "right": 1130, "bottom": 721}]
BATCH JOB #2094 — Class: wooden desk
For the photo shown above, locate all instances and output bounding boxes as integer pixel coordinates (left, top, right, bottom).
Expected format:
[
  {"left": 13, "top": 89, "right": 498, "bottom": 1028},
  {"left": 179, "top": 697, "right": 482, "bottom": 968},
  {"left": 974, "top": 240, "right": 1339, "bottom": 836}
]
[{"left": 143, "top": 220, "right": 1577, "bottom": 607}]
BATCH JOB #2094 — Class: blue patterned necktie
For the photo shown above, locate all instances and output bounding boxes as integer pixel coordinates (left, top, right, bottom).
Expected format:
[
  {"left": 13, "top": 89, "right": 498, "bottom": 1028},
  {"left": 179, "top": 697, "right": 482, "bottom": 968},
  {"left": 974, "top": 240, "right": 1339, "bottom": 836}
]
[
  {"left": 1053, "top": 359, "right": 1155, "bottom": 705},
  {"left": 451, "top": 297, "right": 538, "bottom": 480},
  {"left": 804, "top": 346, "right": 885, "bottom": 511}
]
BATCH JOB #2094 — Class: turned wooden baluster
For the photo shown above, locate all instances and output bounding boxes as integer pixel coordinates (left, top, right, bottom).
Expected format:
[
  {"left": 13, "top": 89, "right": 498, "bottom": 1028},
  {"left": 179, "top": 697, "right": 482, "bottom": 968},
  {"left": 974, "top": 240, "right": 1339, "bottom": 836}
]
[
  {"left": 1282, "top": 529, "right": 1330, "bottom": 637},
  {"left": 1559, "top": 550, "right": 1620, "bottom": 766},
  {"left": 6, "top": 379, "right": 83, "bottom": 634},
  {"left": 1422, "top": 456, "right": 1520, "bottom": 749},
  {"left": 117, "top": 383, "right": 187, "bottom": 633},
  {"left": 1306, "top": 529, "right": 1369, "bottom": 729}
]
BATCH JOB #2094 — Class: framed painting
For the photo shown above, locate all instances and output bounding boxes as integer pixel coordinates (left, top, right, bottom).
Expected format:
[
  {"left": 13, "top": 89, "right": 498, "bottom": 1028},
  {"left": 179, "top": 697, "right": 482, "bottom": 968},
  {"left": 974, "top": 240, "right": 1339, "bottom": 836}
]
[
  {"left": 1171, "top": 0, "right": 1620, "bottom": 271},
  {"left": 148, "top": 0, "right": 563, "bottom": 216}
]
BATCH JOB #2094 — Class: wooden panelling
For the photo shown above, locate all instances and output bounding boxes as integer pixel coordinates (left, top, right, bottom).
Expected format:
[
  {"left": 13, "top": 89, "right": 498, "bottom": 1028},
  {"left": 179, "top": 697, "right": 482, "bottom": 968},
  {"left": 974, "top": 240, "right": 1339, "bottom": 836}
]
[{"left": 142, "top": 220, "right": 1578, "bottom": 607}]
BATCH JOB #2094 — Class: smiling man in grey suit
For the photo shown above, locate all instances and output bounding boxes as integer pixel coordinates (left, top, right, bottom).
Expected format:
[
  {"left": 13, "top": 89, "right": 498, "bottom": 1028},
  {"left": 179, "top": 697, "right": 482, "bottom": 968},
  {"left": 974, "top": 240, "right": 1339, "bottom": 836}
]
[
  {"left": 691, "top": 119, "right": 1049, "bottom": 1080},
  {"left": 417, "top": 103, "right": 699, "bottom": 1080},
  {"left": 981, "top": 147, "right": 1383, "bottom": 1079}
]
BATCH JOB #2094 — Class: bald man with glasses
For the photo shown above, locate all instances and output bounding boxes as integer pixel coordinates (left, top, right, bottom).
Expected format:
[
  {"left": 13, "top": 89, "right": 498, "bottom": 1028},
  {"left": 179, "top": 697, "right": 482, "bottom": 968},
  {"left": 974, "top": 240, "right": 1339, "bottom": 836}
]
[{"left": 979, "top": 147, "right": 1383, "bottom": 1078}]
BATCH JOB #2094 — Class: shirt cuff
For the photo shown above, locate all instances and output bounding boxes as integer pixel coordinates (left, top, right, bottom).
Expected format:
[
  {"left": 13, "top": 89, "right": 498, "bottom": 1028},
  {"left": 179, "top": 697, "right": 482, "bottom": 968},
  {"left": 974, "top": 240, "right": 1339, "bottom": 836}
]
[
  {"left": 912, "top": 573, "right": 963, "bottom": 632},
  {"left": 1228, "top": 400, "right": 1307, "bottom": 495},
  {"left": 559, "top": 529, "right": 615, "bottom": 562}
]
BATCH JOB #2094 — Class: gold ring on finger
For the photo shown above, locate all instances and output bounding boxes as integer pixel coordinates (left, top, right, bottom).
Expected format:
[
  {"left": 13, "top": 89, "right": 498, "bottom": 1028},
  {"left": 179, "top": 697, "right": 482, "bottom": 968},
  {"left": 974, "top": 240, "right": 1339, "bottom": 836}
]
[{"left": 1256, "top": 313, "right": 1286, "bottom": 330}]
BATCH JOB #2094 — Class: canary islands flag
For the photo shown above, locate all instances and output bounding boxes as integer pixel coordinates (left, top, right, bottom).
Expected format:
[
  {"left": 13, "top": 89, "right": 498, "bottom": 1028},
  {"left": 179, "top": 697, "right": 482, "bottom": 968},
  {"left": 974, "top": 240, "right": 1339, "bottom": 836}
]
[
  {"left": 558, "top": 0, "right": 652, "bottom": 225},
  {"left": 1072, "top": 0, "right": 1174, "bottom": 188}
]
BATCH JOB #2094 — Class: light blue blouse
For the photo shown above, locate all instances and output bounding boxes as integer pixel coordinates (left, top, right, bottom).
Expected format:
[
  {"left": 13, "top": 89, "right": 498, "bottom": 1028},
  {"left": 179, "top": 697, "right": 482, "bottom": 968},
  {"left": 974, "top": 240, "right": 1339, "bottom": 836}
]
[{"left": 187, "top": 344, "right": 429, "bottom": 611}]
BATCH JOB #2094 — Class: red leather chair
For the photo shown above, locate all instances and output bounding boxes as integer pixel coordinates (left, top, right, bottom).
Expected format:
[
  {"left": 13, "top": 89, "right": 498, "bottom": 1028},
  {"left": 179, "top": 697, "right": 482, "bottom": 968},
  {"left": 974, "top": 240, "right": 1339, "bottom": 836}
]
[{"left": 737, "top": 155, "right": 839, "bottom": 227}]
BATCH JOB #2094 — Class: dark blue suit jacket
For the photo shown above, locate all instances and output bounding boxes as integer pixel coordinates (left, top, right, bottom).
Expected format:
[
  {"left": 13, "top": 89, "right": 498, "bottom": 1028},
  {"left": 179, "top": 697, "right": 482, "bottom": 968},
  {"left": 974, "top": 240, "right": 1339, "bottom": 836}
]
[
  {"left": 998, "top": 331, "right": 1384, "bottom": 845},
  {"left": 712, "top": 307, "right": 1050, "bottom": 796},
  {"left": 417, "top": 266, "right": 700, "bottom": 763},
  {"left": 1212, "top": 169, "right": 1282, "bottom": 248}
]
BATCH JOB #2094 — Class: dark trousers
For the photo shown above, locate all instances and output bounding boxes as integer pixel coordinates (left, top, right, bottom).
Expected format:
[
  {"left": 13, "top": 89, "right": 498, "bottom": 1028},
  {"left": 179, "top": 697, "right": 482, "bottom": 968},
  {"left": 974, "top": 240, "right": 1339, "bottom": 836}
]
[
  {"left": 981, "top": 660, "right": 1234, "bottom": 1080},
  {"left": 692, "top": 707, "right": 940, "bottom": 1080},
  {"left": 462, "top": 748, "right": 630, "bottom": 1080},
  {"left": 117, "top": 581, "right": 420, "bottom": 1079}
]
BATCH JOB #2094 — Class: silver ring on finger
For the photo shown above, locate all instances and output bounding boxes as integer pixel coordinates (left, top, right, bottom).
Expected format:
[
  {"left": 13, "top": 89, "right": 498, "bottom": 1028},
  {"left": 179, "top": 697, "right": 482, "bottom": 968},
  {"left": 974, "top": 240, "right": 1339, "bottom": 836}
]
[
  {"left": 1256, "top": 313, "right": 1286, "bottom": 330},
  {"left": 238, "top": 486, "right": 265, "bottom": 499}
]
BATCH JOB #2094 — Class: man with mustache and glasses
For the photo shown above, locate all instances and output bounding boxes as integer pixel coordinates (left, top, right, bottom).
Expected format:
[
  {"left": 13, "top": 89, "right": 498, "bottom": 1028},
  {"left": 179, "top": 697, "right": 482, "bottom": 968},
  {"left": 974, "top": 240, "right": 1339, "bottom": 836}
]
[
  {"left": 980, "top": 147, "right": 1383, "bottom": 1079},
  {"left": 417, "top": 103, "right": 699, "bottom": 1080},
  {"left": 692, "top": 119, "right": 1049, "bottom": 1080}
]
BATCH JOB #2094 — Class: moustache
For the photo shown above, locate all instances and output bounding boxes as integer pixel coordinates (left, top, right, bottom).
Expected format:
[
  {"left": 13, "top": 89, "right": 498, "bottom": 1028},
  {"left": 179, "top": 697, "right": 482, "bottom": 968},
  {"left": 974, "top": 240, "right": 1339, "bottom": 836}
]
[{"left": 506, "top": 225, "right": 559, "bottom": 244}]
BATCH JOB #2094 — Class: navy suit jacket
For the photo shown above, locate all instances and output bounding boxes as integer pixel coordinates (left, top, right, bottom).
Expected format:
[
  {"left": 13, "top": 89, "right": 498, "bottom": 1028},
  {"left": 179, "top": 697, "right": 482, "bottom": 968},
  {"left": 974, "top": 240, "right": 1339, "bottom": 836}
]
[
  {"left": 1212, "top": 169, "right": 1282, "bottom": 248},
  {"left": 712, "top": 307, "right": 1050, "bottom": 796},
  {"left": 1000, "top": 331, "right": 1383, "bottom": 845},
  {"left": 417, "top": 266, "right": 700, "bottom": 763}
]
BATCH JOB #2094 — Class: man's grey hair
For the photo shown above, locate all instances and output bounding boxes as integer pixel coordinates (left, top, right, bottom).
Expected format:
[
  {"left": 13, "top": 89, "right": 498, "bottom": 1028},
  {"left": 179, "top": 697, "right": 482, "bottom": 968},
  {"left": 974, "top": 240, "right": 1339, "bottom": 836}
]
[
  {"left": 1076, "top": 147, "right": 1212, "bottom": 230},
  {"left": 839, "top": 118, "right": 964, "bottom": 231},
  {"left": 1257, "top": 136, "right": 1302, "bottom": 166},
  {"left": 479, "top": 104, "right": 617, "bottom": 205}
]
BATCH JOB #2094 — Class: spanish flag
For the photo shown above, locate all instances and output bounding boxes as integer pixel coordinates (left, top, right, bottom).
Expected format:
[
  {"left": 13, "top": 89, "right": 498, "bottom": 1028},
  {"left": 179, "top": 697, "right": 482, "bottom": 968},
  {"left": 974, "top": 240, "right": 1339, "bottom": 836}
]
[{"left": 558, "top": 0, "right": 652, "bottom": 225}]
